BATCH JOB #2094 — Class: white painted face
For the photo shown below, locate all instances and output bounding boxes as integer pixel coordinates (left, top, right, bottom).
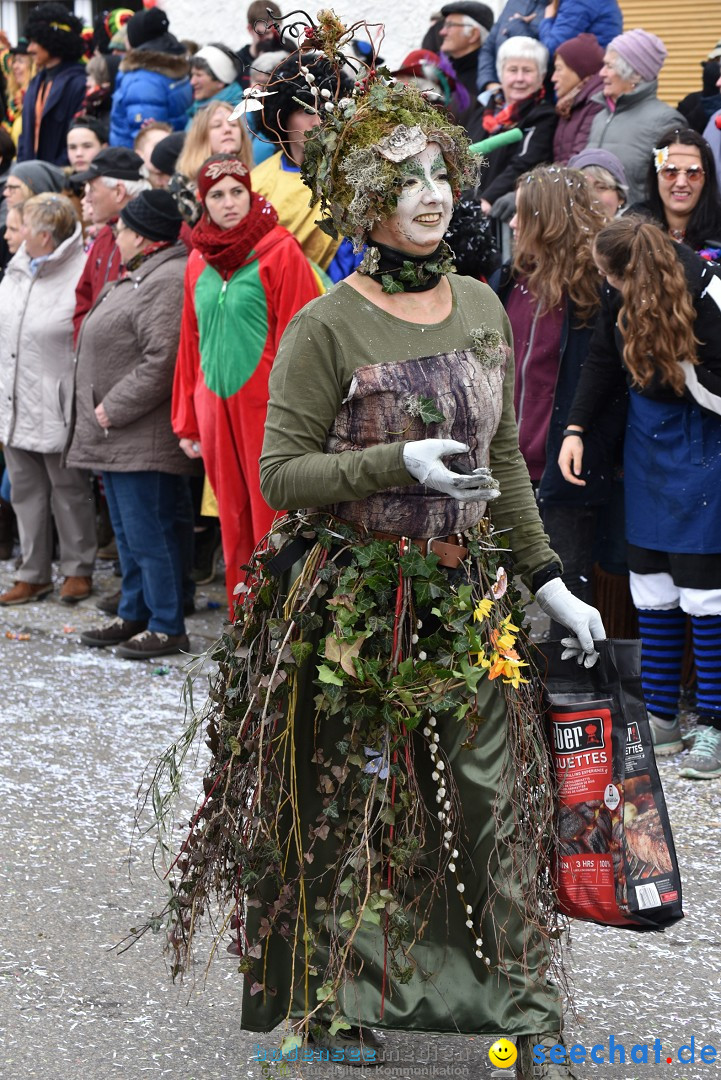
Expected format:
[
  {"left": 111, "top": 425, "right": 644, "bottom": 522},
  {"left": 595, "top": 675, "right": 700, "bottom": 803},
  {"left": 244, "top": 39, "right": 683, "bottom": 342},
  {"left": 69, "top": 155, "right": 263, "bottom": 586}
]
[{"left": 371, "top": 141, "right": 453, "bottom": 254}]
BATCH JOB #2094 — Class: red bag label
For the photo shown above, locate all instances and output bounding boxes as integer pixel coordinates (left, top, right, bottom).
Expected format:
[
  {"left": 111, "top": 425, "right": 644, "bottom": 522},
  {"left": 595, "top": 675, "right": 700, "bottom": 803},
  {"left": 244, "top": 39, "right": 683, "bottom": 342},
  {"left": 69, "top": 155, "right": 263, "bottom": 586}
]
[
  {"left": 549, "top": 701, "right": 635, "bottom": 926},
  {"left": 551, "top": 708, "right": 611, "bottom": 801}
]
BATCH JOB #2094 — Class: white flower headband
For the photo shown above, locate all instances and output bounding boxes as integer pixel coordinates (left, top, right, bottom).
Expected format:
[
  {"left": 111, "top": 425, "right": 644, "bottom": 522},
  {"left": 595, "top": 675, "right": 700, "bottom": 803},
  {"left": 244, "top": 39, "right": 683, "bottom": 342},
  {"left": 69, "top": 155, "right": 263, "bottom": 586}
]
[{"left": 652, "top": 145, "right": 669, "bottom": 172}]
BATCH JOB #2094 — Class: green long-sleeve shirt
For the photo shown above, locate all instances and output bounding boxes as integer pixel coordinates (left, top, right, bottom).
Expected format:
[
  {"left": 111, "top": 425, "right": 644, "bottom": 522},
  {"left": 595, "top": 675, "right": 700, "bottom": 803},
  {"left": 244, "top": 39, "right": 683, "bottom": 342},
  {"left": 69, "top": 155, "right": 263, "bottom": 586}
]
[{"left": 260, "top": 273, "right": 557, "bottom": 587}]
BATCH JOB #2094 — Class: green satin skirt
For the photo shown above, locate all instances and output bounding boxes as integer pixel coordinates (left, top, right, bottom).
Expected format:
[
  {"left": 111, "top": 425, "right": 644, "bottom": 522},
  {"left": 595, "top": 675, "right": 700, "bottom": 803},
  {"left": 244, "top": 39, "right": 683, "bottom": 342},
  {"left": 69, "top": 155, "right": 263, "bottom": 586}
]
[{"left": 241, "top": 639, "right": 562, "bottom": 1036}]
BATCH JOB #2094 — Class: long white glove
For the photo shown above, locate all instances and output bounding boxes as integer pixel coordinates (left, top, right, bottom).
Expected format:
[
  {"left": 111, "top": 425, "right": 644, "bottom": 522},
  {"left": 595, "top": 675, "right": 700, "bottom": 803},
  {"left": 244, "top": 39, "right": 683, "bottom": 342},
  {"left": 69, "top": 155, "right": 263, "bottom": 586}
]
[
  {"left": 403, "top": 439, "right": 500, "bottom": 502},
  {"left": 535, "top": 578, "right": 606, "bottom": 668}
]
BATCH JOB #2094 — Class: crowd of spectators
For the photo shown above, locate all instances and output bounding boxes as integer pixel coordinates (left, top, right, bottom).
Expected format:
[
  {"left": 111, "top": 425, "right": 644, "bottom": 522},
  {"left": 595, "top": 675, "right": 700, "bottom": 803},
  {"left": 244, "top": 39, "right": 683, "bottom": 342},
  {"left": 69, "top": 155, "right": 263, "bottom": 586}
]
[{"left": 0, "top": 0, "right": 720, "bottom": 779}]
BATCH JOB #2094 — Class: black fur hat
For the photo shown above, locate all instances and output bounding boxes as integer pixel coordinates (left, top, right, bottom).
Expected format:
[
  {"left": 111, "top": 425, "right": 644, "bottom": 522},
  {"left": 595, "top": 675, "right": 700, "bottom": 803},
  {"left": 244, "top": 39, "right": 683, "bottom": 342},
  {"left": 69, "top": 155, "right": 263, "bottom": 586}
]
[{"left": 24, "top": 2, "right": 85, "bottom": 63}]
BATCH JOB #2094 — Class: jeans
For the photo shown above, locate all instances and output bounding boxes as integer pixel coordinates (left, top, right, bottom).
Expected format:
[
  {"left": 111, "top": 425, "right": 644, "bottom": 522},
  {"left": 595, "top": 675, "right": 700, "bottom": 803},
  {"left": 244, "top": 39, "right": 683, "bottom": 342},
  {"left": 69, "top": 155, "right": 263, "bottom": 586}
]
[{"left": 102, "top": 470, "right": 186, "bottom": 635}]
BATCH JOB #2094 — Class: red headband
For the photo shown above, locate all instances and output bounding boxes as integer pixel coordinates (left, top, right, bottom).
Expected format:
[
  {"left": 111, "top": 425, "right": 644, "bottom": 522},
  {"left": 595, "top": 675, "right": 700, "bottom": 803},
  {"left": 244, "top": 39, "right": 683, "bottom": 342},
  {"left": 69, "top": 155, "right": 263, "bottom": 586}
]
[{"left": 197, "top": 156, "right": 251, "bottom": 203}]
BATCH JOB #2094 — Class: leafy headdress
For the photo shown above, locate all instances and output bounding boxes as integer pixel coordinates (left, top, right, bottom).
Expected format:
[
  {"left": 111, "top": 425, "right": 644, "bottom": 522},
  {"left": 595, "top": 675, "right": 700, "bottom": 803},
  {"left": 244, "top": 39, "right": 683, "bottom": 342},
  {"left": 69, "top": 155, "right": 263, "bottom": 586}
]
[{"left": 250, "top": 8, "right": 479, "bottom": 252}]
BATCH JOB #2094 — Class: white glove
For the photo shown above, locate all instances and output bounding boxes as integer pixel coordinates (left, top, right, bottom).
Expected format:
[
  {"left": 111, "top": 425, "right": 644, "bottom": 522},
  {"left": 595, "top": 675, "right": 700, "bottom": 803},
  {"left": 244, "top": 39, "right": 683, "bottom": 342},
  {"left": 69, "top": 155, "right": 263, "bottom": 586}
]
[
  {"left": 403, "top": 439, "right": 500, "bottom": 502},
  {"left": 535, "top": 578, "right": 606, "bottom": 668}
]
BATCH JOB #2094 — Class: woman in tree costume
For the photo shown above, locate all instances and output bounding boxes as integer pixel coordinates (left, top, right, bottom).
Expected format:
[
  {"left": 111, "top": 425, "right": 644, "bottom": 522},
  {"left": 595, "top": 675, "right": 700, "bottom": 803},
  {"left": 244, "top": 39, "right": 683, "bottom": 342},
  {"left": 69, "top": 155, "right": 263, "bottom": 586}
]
[{"left": 149, "top": 13, "right": 604, "bottom": 1078}]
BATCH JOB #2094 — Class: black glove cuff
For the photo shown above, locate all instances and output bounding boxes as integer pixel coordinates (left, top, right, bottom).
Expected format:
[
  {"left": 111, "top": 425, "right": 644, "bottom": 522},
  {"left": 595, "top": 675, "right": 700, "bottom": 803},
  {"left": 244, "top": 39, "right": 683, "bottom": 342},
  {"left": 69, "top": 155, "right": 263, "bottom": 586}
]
[
  {"left": 562, "top": 428, "right": 584, "bottom": 440},
  {"left": 531, "top": 562, "right": 563, "bottom": 595}
]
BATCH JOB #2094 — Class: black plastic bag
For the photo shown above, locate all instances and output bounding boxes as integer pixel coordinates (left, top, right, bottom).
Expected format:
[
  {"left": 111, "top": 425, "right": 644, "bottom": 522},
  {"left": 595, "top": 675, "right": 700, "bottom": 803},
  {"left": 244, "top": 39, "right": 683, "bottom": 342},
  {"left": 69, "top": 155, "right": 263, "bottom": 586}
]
[{"left": 536, "top": 639, "right": 684, "bottom": 930}]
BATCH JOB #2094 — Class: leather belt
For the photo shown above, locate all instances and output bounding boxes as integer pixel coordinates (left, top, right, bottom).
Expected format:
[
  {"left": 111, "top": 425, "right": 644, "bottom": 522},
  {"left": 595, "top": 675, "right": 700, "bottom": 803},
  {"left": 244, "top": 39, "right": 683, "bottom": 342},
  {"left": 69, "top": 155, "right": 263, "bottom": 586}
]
[{"left": 370, "top": 529, "right": 469, "bottom": 569}]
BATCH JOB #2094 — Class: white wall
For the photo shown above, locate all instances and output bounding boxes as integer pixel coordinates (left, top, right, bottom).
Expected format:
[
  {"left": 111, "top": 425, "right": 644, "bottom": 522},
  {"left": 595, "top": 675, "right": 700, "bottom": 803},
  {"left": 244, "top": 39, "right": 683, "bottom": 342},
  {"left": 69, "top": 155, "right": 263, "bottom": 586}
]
[{"left": 162, "top": 0, "right": 504, "bottom": 70}]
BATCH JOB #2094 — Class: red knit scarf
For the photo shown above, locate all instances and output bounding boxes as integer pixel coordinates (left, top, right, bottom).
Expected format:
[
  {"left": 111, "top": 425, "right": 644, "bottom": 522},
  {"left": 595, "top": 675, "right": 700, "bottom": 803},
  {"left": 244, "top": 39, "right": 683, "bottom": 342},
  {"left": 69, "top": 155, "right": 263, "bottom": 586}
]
[
  {"left": 481, "top": 88, "right": 545, "bottom": 135},
  {"left": 191, "top": 192, "right": 279, "bottom": 279}
]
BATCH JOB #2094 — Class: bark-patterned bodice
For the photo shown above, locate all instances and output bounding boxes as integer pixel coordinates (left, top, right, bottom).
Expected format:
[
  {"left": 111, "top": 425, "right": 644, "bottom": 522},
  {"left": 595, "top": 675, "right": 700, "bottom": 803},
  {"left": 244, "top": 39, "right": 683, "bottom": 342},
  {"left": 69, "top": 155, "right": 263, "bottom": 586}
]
[{"left": 325, "top": 348, "right": 506, "bottom": 537}]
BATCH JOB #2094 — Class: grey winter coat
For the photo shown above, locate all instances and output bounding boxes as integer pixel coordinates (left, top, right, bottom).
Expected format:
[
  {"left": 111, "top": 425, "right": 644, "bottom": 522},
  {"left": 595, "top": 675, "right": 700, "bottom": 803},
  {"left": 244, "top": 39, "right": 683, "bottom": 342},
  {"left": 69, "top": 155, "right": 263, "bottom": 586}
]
[
  {"left": 66, "top": 243, "right": 199, "bottom": 476},
  {"left": 585, "top": 80, "right": 685, "bottom": 205},
  {"left": 0, "top": 223, "right": 85, "bottom": 453}
]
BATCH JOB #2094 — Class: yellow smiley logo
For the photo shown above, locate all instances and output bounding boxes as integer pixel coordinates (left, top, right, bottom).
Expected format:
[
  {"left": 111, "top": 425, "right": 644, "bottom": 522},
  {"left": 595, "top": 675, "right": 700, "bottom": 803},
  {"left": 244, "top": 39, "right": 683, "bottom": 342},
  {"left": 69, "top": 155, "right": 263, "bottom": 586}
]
[{"left": 488, "top": 1038, "right": 518, "bottom": 1069}]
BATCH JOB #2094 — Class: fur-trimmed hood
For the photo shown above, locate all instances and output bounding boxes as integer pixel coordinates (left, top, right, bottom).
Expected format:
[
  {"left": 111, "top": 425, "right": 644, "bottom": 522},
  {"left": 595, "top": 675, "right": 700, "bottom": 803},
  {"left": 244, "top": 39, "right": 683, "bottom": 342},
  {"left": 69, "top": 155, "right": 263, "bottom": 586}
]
[{"left": 120, "top": 47, "right": 189, "bottom": 80}]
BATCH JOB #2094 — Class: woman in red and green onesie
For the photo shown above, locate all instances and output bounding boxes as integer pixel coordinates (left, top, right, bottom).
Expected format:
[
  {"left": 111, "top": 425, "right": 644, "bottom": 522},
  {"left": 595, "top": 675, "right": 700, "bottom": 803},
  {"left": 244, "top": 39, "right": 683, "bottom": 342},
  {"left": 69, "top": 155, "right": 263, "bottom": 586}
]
[{"left": 173, "top": 154, "right": 321, "bottom": 609}]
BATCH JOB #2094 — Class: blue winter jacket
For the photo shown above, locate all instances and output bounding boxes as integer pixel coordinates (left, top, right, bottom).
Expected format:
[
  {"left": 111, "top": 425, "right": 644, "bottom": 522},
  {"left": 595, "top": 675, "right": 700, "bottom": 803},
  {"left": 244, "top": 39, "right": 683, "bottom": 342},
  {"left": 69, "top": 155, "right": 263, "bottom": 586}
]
[
  {"left": 17, "top": 62, "right": 87, "bottom": 165},
  {"left": 476, "top": 0, "right": 545, "bottom": 91},
  {"left": 538, "top": 0, "right": 623, "bottom": 57},
  {"left": 110, "top": 45, "right": 192, "bottom": 147}
]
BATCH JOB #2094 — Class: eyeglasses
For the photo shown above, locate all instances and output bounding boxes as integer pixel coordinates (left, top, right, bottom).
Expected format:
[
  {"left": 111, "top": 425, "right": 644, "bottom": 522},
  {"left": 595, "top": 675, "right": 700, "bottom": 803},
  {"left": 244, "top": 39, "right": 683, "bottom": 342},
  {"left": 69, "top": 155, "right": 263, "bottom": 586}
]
[
  {"left": 658, "top": 165, "right": 705, "bottom": 184},
  {"left": 442, "top": 20, "right": 467, "bottom": 28}
]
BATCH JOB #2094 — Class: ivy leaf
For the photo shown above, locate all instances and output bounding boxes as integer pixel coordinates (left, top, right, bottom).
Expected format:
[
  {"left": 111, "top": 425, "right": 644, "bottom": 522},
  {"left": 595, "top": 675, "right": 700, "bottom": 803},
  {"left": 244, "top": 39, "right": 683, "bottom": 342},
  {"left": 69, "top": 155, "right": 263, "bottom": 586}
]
[
  {"left": 397, "top": 657, "right": 414, "bottom": 680},
  {"left": 316, "top": 981, "right": 336, "bottom": 1002},
  {"left": 415, "top": 396, "right": 446, "bottom": 425},
  {"left": 329, "top": 1018, "right": 352, "bottom": 1036},
  {"left": 361, "top": 906, "right": 381, "bottom": 926},
  {"left": 281, "top": 1034, "right": 303, "bottom": 1055},
  {"left": 325, "top": 632, "right": 369, "bottom": 677},
  {"left": 381, "top": 274, "right": 404, "bottom": 294},
  {"left": 399, "top": 545, "right": 439, "bottom": 579},
  {"left": 338, "top": 909, "right": 356, "bottom": 930},
  {"left": 317, "top": 664, "right": 344, "bottom": 686},
  {"left": 316, "top": 217, "right": 339, "bottom": 238},
  {"left": 290, "top": 640, "right": 313, "bottom": 665}
]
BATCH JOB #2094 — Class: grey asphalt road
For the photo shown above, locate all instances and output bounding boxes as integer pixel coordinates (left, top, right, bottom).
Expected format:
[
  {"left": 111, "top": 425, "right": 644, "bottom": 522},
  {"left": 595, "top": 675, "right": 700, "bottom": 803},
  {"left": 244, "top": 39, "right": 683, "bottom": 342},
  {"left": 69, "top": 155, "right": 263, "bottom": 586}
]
[{"left": 0, "top": 559, "right": 719, "bottom": 1080}]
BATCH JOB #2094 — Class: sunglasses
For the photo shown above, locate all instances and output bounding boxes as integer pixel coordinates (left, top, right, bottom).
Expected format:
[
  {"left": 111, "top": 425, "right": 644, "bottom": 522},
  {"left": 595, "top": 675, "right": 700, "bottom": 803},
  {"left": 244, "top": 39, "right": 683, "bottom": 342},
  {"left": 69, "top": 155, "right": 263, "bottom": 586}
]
[{"left": 658, "top": 165, "right": 705, "bottom": 184}]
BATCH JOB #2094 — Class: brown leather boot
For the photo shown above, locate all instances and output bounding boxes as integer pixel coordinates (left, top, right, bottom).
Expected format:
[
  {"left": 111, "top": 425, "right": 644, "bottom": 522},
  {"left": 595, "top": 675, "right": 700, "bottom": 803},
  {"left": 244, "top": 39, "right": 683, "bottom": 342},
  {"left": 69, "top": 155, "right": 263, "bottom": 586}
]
[
  {"left": 59, "top": 576, "right": 92, "bottom": 604},
  {"left": 0, "top": 581, "right": 53, "bottom": 605}
]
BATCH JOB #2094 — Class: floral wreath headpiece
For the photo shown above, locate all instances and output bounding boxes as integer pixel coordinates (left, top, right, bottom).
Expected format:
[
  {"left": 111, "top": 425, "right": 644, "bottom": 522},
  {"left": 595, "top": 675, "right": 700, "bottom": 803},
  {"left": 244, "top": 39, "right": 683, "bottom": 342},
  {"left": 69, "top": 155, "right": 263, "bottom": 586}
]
[{"left": 253, "top": 8, "right": 479, "bottom": 251}]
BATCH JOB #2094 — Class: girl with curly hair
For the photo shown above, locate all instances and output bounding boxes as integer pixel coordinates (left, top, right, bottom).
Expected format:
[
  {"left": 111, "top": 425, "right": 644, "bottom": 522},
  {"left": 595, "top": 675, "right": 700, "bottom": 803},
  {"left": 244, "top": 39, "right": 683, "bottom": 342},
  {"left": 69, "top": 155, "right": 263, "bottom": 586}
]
[
  {"left": 559, "top": 217, "right": 721, "bottom": 779},
  {"left": 492, "top": 166, "right": 628, "bottom": 633}
]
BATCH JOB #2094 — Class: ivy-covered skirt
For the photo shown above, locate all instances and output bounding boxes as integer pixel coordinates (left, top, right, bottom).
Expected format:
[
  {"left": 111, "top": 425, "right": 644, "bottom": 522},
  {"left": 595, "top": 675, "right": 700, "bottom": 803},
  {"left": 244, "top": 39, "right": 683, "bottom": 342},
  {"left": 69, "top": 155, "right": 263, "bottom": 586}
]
[{"left": 159, "top": 515, "right": 563, "bottom": 1038}]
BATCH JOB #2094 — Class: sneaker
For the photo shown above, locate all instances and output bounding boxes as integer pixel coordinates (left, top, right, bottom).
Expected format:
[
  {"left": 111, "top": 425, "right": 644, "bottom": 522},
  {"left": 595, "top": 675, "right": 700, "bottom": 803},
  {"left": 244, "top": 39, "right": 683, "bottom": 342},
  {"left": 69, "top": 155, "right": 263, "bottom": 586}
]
[
  {"left": 116, "top": 629, "right": 190, "bottom": 660},
  {"left": 648, "top": 712, "right": 684, "bottom": 756},
  {"left": 679, "top": 725, "right": 721, "bottom": 780},
  {"left": 80, "top": 617, "right": 147, "bottom": 648},
  {"left": 60, "top": 575, "right": 92, "bottom": 604},
  {"left": 308, "top": 1024, "right": 383, "bottom": 1066},
  {"left": 517, "top": 1035, "right": 579, "bottom": 1079},
  {"left": 0, "top": 580, "right": 52, "bottom": 605}
]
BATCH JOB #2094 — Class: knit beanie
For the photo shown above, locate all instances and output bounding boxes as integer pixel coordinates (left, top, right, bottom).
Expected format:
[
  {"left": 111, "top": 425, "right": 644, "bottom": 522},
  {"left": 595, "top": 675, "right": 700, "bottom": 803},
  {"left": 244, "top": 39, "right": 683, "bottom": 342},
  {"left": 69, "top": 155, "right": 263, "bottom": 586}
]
[
  {"left": 150, "top": 132, "right": 186, "bottom": 177},
  {"left": 608, "top": 28, "right": 667, "bottom": 83},
  {"left": 192, "top": 44, "right": 239, "bottom": 86},
  {"left": 555, "top": 33, "right": 604, "bottom": 81},
  {"left": 568, "top": 148, "right": 628, "bottom": 190},
  {"left": 196, "top": 154, "right": 251, "bottom": 203},
  {"left": 120, "top": 189, "right": 182, "bottom": 242},
  {"left": 126, "top": 7, "right": 169, "bottom": 49},
  {"left": 10, "top": 160, "right": 67, "bottom": 194}
]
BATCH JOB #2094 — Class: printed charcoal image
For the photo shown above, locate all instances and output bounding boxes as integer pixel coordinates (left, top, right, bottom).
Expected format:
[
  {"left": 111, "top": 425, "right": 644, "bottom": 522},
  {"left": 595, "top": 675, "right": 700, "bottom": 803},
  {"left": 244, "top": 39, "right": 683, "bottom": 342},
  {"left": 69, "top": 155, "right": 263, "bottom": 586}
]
[
  {"left": 623, "top": 776, "right": 673, "bottom": 877},
  {"left": 557, "top": 800, "right": 612, "bottom": 857}
]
